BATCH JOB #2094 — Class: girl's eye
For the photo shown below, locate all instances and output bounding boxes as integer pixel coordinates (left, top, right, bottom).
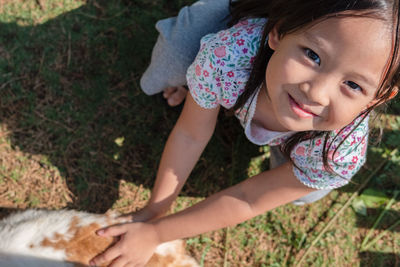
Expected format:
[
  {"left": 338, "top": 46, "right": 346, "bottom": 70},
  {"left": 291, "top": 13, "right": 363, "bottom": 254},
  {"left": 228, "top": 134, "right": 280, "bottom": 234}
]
[
  {"left": 304, "top": 48, "right": 321, "bottom": 65},
  {"left": 344, "top": 81, "right": 363, "bottom": 92}
]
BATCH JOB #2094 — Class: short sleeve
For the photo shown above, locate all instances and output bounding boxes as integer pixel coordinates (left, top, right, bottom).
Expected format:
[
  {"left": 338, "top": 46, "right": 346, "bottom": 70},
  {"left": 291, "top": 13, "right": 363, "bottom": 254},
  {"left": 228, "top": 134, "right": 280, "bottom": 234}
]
[
  {"left": 291, "top": 116, "right": 369, "bottom": 189},
  {"left": 186, "top": 19, "right": 265, "bottom": 109}
]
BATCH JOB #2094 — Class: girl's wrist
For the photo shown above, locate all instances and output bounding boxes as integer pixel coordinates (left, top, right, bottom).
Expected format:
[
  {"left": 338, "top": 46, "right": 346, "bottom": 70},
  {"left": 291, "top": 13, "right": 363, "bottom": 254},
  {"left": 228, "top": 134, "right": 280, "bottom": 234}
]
[
  {"left": 145, "top": 200, "right": 172, "bottom": 218},
  {"left": 148, "top": 220, "right": 166, "bottom": 244}
]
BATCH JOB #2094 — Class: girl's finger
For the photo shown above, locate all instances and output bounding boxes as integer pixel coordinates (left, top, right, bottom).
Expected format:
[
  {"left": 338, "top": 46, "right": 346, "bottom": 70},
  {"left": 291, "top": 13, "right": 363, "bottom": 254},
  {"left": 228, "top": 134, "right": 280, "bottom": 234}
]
[
  {"left": 108, "top": 255, "right": 127, "bottom": 267},
  {"left": 90, "top": 243, "right": 121, "bottom": 266},
  {"left": 97, "top": 224, "right": 127, "bottom": 237},
  {"left": 122, "top": 262, "right": 134, "bottom": 267}
]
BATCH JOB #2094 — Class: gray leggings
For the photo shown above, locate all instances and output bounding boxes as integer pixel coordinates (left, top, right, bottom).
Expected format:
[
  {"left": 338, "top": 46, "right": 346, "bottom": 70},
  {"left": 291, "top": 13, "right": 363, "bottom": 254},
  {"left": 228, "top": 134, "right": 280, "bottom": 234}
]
[{"left": 141, "top": 0, "right": 331, "bottom": 204}]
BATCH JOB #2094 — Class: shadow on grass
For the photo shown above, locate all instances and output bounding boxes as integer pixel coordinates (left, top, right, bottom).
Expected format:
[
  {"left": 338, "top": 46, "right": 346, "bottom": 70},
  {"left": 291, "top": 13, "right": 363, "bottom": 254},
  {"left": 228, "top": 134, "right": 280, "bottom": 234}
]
[
  {"left": 0, "top": 0, "right": 261, "bottom": 212},
  {"left": 359, "top": 251, "right": 400, "bottom": 267}
]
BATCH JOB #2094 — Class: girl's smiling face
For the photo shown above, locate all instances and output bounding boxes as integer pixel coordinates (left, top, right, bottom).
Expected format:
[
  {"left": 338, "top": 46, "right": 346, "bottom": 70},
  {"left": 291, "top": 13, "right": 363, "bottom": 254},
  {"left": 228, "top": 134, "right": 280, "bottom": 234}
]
[{"left": 264, "top": 16, "right": 392, "bottom": 132}]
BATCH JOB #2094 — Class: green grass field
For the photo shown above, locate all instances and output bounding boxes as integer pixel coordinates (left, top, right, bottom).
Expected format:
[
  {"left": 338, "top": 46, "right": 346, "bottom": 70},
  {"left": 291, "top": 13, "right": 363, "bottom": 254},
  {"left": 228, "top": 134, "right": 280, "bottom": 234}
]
[{"left": 0, "top": 1, "right": 399, "bottom": 266}]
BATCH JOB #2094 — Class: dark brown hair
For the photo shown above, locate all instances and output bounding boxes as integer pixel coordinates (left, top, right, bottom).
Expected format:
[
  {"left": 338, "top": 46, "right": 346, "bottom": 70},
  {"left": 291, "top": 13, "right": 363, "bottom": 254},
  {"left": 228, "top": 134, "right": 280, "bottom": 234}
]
[{"left": 228, "top": 0, "right": 400, "bottom": 172}]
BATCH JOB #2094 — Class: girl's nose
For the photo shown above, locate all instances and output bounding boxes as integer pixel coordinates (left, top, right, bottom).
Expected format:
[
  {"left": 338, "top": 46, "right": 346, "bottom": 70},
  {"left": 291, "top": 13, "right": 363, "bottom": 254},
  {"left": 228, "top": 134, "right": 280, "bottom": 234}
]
[{"left": 298, "top": 77, "right": 331, "bottom": 107}]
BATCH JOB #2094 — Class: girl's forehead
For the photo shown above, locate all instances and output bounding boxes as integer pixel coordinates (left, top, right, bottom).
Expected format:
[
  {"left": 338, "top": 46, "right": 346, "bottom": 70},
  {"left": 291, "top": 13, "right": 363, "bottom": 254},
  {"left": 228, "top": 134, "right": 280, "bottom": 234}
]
[{"left": 306, "top": 16, "right": 391, "bottom": 41}]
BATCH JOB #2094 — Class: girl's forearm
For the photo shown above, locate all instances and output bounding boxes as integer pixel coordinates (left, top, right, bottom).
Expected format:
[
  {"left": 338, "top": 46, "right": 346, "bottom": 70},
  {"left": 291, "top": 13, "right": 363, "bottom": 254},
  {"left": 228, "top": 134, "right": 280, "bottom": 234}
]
[
  {"left": 147, "top": 126, "right": 210, "bottom": 215},
  {"left": 145, "top": 95, "right": 219, "bottom": 218},
  {"left": 151, "top": 163, "right": 314, "bottom": 243},
  {"left": 152, "top": 184, "right": 253, "bottom": 243}
]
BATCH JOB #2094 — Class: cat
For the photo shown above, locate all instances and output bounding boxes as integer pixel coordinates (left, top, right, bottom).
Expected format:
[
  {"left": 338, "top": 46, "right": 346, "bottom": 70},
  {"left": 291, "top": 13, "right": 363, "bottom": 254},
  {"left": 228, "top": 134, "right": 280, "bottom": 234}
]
[{"left": 0, "top": 209, "right": 199, "bottom": 267}]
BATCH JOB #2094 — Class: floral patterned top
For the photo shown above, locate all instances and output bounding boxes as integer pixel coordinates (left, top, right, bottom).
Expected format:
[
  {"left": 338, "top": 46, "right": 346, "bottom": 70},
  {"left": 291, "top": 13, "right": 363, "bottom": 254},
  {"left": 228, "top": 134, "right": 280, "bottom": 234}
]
[{"left": 186, "top": 18, "right": 368, "bottom": 190}]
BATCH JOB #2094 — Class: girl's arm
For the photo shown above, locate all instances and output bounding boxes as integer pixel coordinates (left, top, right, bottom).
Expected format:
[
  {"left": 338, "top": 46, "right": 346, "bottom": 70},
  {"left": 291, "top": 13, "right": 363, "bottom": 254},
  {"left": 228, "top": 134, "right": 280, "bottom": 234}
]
[
  {"left": 91, "top": 160, "right": 315, "bottom": 267},
  {"left": 153, "top": 161, "right": 315, "bottom": 242},
  {"left": 139, "top": 94, "right": 220, "bottom": 220}
]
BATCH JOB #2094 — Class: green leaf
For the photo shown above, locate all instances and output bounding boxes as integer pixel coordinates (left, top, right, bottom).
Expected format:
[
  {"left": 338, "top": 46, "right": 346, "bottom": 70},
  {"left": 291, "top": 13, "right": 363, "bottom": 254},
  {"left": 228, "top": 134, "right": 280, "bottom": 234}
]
[
  {"left": 360, "top": 188, "right": 389, "bottom": 208},
  {"left": 114, "top": 136, "right": 124, "bottom": 147},
  {"left": 352, "top": 198, "right": 367, "bottom": 216}
]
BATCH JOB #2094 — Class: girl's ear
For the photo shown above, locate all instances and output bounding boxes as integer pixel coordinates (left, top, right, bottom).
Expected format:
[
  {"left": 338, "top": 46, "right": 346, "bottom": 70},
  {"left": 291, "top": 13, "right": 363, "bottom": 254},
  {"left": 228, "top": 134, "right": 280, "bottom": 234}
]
[{"left": 268, "top": 25, "right": 280, "bottom": 50}]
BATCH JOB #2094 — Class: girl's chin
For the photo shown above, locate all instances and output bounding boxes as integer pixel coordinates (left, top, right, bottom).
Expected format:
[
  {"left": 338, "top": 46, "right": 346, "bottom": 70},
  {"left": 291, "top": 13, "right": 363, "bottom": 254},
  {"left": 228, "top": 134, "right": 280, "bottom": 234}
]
[{"left": 277, "top": 117, "right": 314, "bottom": 132}]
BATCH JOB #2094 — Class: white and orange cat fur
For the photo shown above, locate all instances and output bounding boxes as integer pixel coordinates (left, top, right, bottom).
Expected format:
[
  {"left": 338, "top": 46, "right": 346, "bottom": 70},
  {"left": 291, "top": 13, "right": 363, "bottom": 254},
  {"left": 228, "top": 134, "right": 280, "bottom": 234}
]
[{"left": 0, "top": 209, "right": 199, "bottom": 267}]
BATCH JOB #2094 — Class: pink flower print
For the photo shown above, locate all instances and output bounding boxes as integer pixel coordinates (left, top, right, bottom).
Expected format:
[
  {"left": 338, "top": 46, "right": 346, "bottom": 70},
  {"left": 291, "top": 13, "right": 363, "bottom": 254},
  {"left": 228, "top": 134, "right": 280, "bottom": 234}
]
[
  {"left": 227, "top": 71, "right": 235, "bottom": 78},
  {"left": 295, "top": 146, "right": 305, "bottom": 156},
  {"left": 225, "top": 82, "right": 231, "bottom": 86},
  {"left": 209, "top": 62, "right": 213, "bottom": 69},
  {"left": 214, "top": 46, "right": 226, "bottom": 58},
  {"left": 220, "top": 61, "right": 225, "bottom": 66},
  {"left": 342, "top": 170, "right": 348, "bottom": 175},
  {"left": 232, "top": 92, "right": 237, "bottom": 97},
  {"left": 216, "top": 82, "right": 221, "bottom": 87},
  {"left": 306, "top": 175, "right": 317, "bottom": 183},
  {"left": 350, "top": 139, "right": 356, "bottom": 146},
  {"left": 242, "top": 48, "right": 248, "bottom": 54},
  {"left": 352, "top": 156, "right": 358, "bottom": 164},
  {"left": 311, "top": 168, "right": 318, "bottom": 173},
  {"left": 316, "top": 139, "right": 322, "bottom": 146},
  {"left": 195, "top": 65, "right": 201, "bottom": 76},
  {"left": 221, "top": 36, "right": 228, "bottom": 41},
  {"left": 361, "top": 143, "right": 367, "bottom": 157},
  {"left": 215, "top": 77, "right": 220, "bottom": 82},
  {"left": 238, "top": 20, "right": 248, "bottom": 26},
  {"left": 348, "top": 165, "right": 355, "bottom": 170},
  {"left": 250, "top": 56, "right": 255, "bottom": 64},
  {"left": 232, "top": 32, "right": 241, "bottom": 37},
  {"left": 236, "top": 39, "right": 245, "bottom": 46},
  {"left": 203, "top": 70, "right": 209, "bottom": 77},
  {"left": 205, "top": 87, "right": 210, "bottom": 93},
  {"left": 246, "top": 29, "right": 254, "bottom": 34}
]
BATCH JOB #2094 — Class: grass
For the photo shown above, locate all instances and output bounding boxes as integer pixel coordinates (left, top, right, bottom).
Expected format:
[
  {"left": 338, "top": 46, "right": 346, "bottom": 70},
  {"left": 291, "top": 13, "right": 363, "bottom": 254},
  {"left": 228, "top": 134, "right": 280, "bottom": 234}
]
[{"left": 0, "top": 0, "right": 399, "bottom": 266}]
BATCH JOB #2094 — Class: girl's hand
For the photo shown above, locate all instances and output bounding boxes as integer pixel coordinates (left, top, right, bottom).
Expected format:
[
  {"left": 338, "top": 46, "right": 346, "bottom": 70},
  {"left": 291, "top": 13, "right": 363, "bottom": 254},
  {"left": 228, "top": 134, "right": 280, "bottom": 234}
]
[{"left": 90, "top": 222, "right": 160, "bottom": 267}]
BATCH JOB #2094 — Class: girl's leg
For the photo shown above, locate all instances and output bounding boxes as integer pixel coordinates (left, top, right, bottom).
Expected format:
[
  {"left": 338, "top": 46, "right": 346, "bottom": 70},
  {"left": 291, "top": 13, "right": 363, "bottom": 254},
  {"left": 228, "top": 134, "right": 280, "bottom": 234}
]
[
  {"left": 269, "top": 146, "right": 332, "bottom": 205},
  {"left": 140, "top": 0, "right": 231, "bottom": 103}
]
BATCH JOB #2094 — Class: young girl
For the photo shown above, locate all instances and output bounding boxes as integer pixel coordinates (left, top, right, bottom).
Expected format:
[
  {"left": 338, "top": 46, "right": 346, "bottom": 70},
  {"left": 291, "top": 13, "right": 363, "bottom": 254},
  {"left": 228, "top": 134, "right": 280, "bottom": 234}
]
[{"left": 91, "top": 0, "right": 400, "bottom": 266}]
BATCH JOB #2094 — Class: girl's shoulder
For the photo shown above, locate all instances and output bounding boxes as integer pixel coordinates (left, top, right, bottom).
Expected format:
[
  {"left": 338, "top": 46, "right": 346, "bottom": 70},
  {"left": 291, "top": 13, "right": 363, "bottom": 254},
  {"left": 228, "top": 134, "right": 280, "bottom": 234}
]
[
  {"left": 200, "top": 18, "right": 266, "bottom": 61},
  {"left": 186, "top": 18, "right": 266, "bottom": 109},
  {"left": 289, "top": 115, "right": 369, "bottom": 190}
]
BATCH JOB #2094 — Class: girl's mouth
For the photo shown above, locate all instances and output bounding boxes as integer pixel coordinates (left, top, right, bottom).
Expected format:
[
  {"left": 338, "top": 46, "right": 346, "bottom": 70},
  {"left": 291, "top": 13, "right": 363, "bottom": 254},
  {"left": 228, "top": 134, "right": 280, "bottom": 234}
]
[{"left": 288, "top": 94, "right": 317, "bottom": 118}]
